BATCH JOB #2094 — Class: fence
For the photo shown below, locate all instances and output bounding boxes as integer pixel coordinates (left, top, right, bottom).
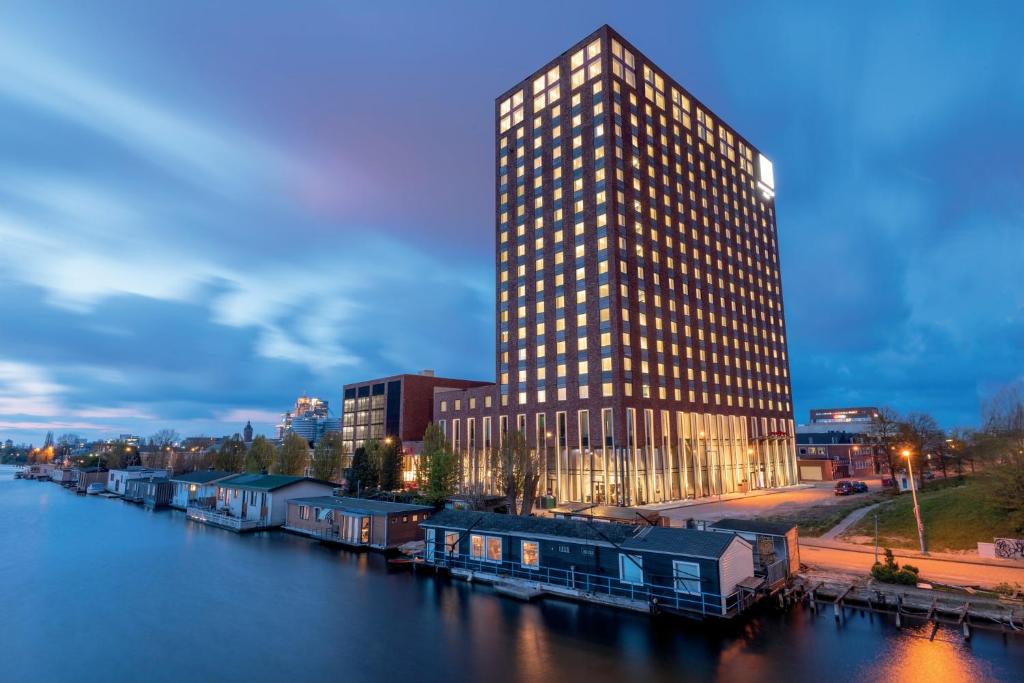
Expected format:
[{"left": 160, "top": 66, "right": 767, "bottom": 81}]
[{"left": 424, "top": 552, "right": 744, "bottom": 617}]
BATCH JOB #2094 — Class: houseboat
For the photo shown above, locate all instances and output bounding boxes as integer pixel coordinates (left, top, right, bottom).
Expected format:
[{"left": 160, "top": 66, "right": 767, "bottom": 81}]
[
  {"left": 707, "top": 518, "right": 800, "bottom": 590},
  {"left": 24, "top": 463, "right": 56, "bottom": 480},
  {"left": 186, "top": 473, "right": 334, "bottom": 532},
  {"left": 74, "top": 467, "right": 108, "bottom": 494},
  {"left": 50, "top": 467, "right": 79, "bottom": 486},
  {"left": 123, "top": 476, "right": 172, "bottom": 508},
  {"left": 420, "top": 510, "right": 757, "bottom": 619},
  {"left": 107, "top": 467, "right": 166, "bottom": 495},
  {"left": 168, "top": 470, "right": 234, "bottom": 509},
  {"left": 284, "top": 496, "right": 433, "bottom": 550}
]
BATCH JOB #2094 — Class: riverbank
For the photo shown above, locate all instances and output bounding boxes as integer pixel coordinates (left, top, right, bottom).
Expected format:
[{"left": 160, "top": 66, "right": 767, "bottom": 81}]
[
  {"left": 3, "top": 477, "right": 1023, "bottom": 683},
  {"left": 841, "top": 476, "right": 1019, "bottom": 552}
]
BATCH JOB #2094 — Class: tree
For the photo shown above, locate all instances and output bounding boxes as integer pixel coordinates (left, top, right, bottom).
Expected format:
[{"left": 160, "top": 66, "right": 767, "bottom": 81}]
[
  {"left": 898, "top": 412, "right": 944, "bottom": 489},
  {"left": 869, "top": 407, "right": 902, "bottom": 477},
  {"left": 102, "top": 441, "right": 130, "bottom": 470},
  {"left": 349, "top": 445, "right": 378, "bottom": 495},
  {"left": 149, "top": 429, "right": 180, "bottom": 449},
  {"left": 379, "top": 438, "right": 404, "bottom": 491},
  {"left": 310, "top": 432, "right": 345, "bottom": 482},
  {"left": 417, "top": 422, "right": 447, "bottom": 490},
  {"left": 980, "top": 382, "right": 1024, "bottom": 532},
  {"left": 215, "top": 434, "right": 246, "bottom": 472},
  {"left": 273, "top": 432, "right": 309, "bottom": 475},
  {"left": 56, "top": 433, "right": 80, "bottom": 459},
  {"left": 490, "top": 430, "right": 541, "bottom": 516},
  {"left": 245, "top": 435, "right": 275, "bottom": 473},
  {"left": 419, "top": 423, "right": 458, "bottom": 504}
]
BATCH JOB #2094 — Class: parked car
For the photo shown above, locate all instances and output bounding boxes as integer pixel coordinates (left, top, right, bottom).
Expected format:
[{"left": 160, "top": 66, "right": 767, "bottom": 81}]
[
  {"left": 852, "top": 481, "right": 869, "bottom": 493},
  {"left": 834, "top": 480, "right": 854, "bottom": 496}
]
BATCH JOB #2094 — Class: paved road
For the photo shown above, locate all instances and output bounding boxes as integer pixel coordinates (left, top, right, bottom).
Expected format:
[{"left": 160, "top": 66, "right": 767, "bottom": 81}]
[
  {"left": 800, "top": 543, "right": 1024, "bottom": 588},
  {"left": 651, "top": 483, "right": 862, "bottom": 523}
]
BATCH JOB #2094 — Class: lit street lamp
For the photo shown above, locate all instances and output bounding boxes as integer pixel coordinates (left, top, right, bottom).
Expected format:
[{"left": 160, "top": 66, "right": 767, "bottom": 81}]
[{"left": 902, "top": 448, "right": 927, "bottom": 554}]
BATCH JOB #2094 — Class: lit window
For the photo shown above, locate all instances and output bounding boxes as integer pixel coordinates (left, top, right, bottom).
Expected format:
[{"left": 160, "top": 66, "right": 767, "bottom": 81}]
[
  {"left": 610, "top": 38, "right": 635, "bottom": 87},
  {"left": 533, "top": 66, "right": 561, "bottom": 110},
  {"left": 486, "top": 536, "right": 503, "bottom": 563},
  {"left": 570, "top": 39, "right": 601, "bottom": 89},
  {"left": 642, "top": 65, "right": 665, "bottom": 109},
  {"left": 470, "top": 534, "right": 484, "bottom": 559},
  {"left": 445, "top": 531, "right": 460, "bottom": 557},
  {"left": 499, "top": 90, "right": 525, "bottom": 133},
  {"left": 521, "top": 540, "right": 540, "bottom": 569}
]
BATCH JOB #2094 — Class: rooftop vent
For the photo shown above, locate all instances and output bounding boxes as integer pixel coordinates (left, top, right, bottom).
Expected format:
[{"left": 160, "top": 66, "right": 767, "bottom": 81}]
[{"left": 421, "top": 369, "right": 435, "bottom": 377}]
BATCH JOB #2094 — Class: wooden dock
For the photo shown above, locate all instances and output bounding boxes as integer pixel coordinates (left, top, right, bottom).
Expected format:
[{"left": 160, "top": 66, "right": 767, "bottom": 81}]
[{"left": 791, "top": 575, "right": 1023, "bottom": 638}]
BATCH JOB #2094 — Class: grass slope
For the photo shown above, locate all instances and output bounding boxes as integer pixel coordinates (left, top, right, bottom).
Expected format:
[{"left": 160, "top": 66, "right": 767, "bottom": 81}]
[
  {"left": 842, "top": 476, "right": 1018, "bottom": 552},
  {"left": 760, "top": 492, "right": 888, "bottom": 538}
]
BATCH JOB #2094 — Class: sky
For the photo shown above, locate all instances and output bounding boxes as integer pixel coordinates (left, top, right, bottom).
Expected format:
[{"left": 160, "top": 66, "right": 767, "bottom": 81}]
[{"left": 0, "top": 1, "right": 1021, "bottom": 444}]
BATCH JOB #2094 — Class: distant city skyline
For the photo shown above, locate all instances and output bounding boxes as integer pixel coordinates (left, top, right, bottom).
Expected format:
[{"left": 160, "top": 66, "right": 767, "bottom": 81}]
[{"left": 1, "top": 1, "right": 1022, "bottom": 443}]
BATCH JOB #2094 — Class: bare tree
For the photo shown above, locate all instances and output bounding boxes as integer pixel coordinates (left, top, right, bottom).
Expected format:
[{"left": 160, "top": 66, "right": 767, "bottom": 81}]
[
  {"left": 490, "top": 430, "right": 541, "bottom": 516},
  {"left": 149, "top": 429, "right": 180, "bottom": 449},
  {"left": 869, "top": 406, "right": 902, "bottom": 477},
  {"left": 899, "top": 412, "right": 945, "bottom": 486}
]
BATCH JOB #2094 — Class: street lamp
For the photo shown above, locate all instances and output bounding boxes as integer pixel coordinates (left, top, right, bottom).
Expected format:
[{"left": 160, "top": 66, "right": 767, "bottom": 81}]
[{"left": 902, "top": 448, "right": 927, "bottom": 554}]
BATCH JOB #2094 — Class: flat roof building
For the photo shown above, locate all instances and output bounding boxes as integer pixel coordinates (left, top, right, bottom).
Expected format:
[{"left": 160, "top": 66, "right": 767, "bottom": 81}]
[
  {"left": 435, "top": 25, "right": 797, "bottom": 506},
  {"left": 340, "top": 372, "right": 491, "bottom": 457},
  {"left": 809, "top": 407, "right": 879, "bottom": 425}
]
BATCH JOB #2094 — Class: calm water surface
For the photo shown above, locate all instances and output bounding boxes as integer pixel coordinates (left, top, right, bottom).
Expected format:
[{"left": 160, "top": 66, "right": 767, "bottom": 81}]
[{"left": 1, "top": 466, "right": 1021, "bottom": 683}]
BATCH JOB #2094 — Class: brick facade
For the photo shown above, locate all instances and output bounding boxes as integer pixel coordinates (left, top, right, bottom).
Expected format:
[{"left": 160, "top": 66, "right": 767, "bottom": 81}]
[{"left": 436, "top": 25, "right": 797, "bottom": 506}]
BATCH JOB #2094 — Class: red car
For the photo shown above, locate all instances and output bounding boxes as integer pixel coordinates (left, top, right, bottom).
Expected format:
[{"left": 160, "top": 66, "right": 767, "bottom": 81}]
[{"left": 834, "top": 480, "right": 855, "bottom": 496}]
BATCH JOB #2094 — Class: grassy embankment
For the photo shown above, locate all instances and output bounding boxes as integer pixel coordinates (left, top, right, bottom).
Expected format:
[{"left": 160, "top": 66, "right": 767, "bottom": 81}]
[
  {"left": 760, "top": 491, "right": 890, "bottom": 538},
  {"left": 842, "top": 475, "right": 1019, "bottom": 552}
]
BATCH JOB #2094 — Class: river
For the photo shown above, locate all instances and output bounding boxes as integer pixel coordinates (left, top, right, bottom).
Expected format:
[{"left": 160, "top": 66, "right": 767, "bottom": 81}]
[{"left": 1, "top": 466, "right": 1021, "bottom": 683}]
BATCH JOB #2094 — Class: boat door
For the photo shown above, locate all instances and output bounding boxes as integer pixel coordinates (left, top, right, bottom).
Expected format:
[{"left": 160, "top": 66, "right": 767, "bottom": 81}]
[{"left": 425, "top": 528, "right": 436, "bottom": 562}]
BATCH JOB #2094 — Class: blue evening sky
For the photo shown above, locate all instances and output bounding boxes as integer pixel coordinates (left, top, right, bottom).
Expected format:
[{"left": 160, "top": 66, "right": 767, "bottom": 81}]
[{"left": 0, "top": 1, "right": 1021, "bottom": 443}]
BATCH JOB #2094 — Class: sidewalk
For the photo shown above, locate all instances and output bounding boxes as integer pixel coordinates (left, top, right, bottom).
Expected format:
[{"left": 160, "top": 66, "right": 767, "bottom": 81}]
[
  {"left": 801, "top": 536, "right": 1024, "bottom": 570},
  {"left": 638, "top": 484, "right": 815, "bottom": 512}
]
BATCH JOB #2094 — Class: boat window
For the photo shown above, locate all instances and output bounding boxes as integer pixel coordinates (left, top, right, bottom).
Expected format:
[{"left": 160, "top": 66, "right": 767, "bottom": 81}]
[
  {"left": 521, "top": 541, "right": 539, "bottom": 568},
  {"left": 672, "top": 560, "right": 701, "bottom": 595},
  {"left": 619, "top": 554, "right": 644, "bottom": 585}
]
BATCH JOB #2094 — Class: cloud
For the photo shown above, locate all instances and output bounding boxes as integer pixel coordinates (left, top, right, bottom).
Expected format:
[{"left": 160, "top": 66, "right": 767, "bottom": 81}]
[
  {"left": 0, "top": 38, "right": 301, "bottom": 198},
  {"left": 217, "top": 408, "right": 282, "bottom": 424},
  {"left": 0, "top": 361, "right": 64, "bottom": 417}
]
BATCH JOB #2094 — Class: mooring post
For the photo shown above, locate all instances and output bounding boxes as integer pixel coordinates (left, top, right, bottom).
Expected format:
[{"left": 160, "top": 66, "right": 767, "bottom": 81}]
[
  {"left": 895, "top": 595, "right": 903, "bottom": 628},
  {"left": 963, "top": 616, "right": 971, "bottom": 639}
]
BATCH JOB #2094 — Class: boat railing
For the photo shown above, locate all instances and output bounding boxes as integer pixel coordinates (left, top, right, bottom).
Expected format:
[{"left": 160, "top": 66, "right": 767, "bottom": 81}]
[
  {"left": 425, "top": 552, "right": 739, "bottom": 617},
  {"left": 186, "top": 506, "right": 262, "bottom": 531}
]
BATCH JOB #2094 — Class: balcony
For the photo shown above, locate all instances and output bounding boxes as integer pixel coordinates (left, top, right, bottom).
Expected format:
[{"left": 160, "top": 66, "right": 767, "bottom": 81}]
[{"left": 186, "top": 506, "right": 263, "bottom": 532}]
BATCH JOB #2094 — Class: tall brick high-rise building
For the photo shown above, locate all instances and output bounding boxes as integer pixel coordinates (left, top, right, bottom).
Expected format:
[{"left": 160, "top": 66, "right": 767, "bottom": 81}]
[{"left": 436, "top": 25, "right": 796, "bottom": 506}]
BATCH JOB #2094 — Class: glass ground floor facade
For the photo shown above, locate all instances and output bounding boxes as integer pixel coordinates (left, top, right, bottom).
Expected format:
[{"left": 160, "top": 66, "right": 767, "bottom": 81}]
[{"left": 433, "top": 402, "right": 797, "bottom": 507}]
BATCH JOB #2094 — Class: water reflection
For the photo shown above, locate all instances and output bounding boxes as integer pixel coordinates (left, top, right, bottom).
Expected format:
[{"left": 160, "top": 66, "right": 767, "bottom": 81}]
[{"left": 1, "top": 475, "right": 1021, "bottom": 683}]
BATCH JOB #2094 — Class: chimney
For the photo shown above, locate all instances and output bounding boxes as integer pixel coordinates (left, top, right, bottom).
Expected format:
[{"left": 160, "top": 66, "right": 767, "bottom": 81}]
[{"left": 421, "top": 369, "right": 435, "bottom": 377}]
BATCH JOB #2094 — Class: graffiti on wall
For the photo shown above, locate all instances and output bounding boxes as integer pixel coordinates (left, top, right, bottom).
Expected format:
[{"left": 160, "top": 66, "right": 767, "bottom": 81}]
[{"left": 994, "top": 537, "right": 1024, "bottom": 560}]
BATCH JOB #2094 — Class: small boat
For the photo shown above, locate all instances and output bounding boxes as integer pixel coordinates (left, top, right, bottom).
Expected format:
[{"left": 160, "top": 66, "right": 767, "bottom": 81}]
[{"left": 86, "top": 483, "right": 105, "bottom": 495}]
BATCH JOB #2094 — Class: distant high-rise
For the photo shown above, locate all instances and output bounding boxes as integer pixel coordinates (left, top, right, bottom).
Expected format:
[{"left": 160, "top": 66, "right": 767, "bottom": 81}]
[
  {"left": 437, "top": 25, "right": 797, "bottom": 506},
  {"left": 278, "top": 395, "right": 337, "bottom": 446}
]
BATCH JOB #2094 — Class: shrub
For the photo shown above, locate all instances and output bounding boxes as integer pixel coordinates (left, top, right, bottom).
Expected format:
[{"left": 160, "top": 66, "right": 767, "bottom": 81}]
[{"left": 871, "top": 548, "right": 921, "bottom": 585}]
